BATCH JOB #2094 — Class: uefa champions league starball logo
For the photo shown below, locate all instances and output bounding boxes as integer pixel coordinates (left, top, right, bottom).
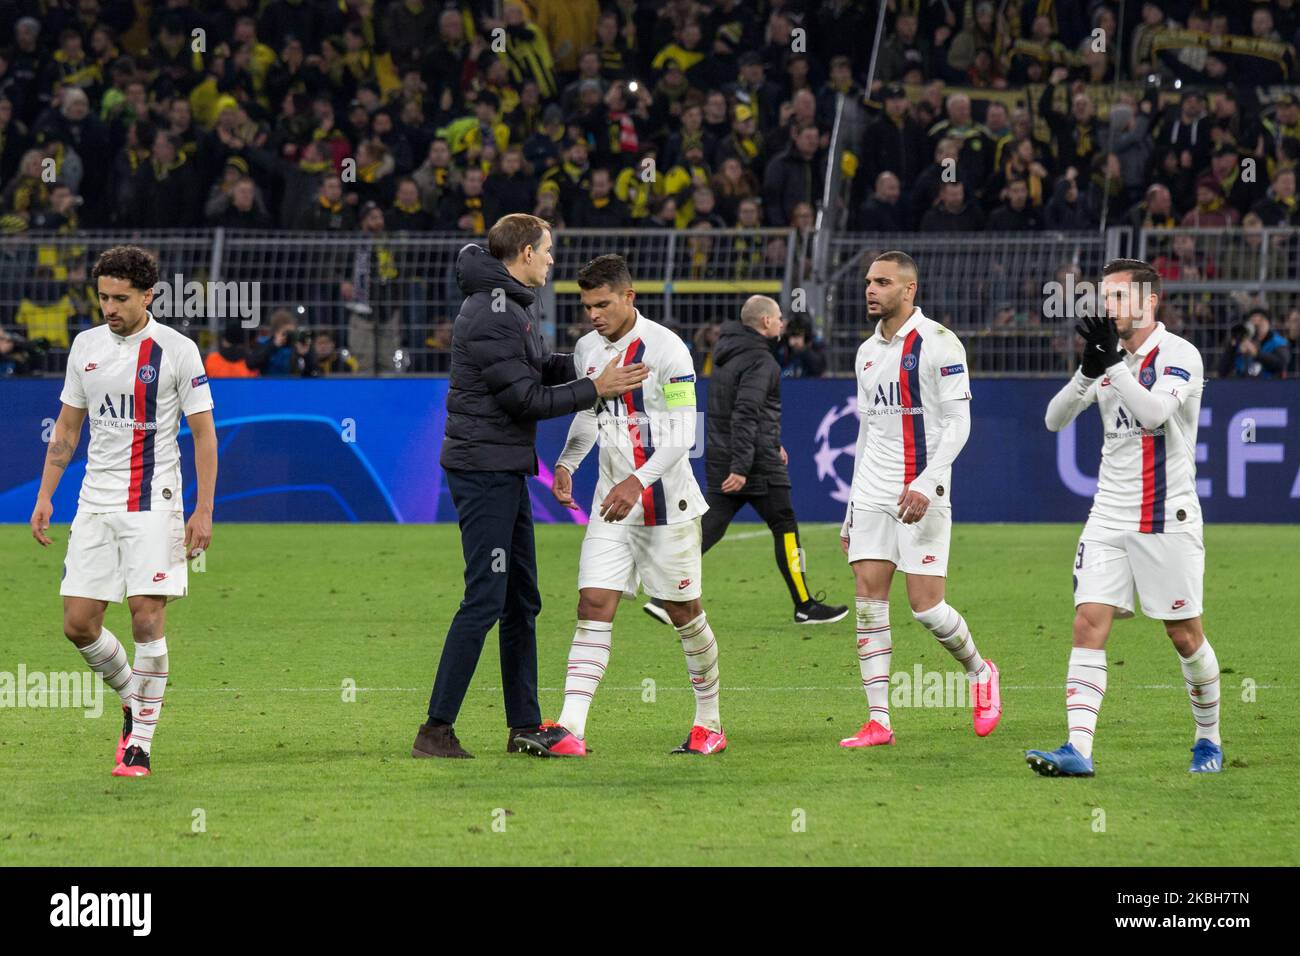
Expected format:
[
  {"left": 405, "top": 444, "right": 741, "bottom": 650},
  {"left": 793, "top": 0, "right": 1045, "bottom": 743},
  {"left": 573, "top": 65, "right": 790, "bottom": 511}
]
[
  {"left": 138, "top": 364, "right": 157, "bottom": 384},
  {"left": 813, "top": 397, "right": 860, "bottom": 504}
]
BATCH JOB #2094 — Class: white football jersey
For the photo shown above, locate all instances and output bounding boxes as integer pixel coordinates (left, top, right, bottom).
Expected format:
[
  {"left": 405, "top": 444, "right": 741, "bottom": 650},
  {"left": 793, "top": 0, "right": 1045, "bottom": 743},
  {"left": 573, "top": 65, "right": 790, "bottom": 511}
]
[
  {"left": 60, "top": 315, "right": 214, "bottom": 513},
  {"left": 559, "top": 310, "right": 707, "bottom": 526},
  {"left": 1080, "top": 323, "right": 1204, "bottom": 533},
  {"left": 851, "top": 307, "right": 971, "bottom": 510}
]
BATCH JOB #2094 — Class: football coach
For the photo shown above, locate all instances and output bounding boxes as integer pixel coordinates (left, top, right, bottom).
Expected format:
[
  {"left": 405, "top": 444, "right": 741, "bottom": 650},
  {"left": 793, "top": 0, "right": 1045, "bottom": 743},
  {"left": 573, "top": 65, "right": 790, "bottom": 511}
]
[{"left": 413, "top": 214, "right": 648, "bottom": 758}]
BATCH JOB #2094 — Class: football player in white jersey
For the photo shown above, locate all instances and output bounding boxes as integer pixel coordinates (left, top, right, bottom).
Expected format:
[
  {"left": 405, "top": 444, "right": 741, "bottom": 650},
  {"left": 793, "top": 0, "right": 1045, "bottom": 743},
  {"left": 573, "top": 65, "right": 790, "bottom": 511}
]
[
  {"left": 29, "top": 246, "right": 218, "bottom": 778},
  {"left": 839, "top": 251, "right": 1002, "bottom": 748},
  {"left": 511, "top": 255, "right": 725, "bottom": 757},
  {"left": 1029, "top": 258, "right": 1222, "bottom": 776}
]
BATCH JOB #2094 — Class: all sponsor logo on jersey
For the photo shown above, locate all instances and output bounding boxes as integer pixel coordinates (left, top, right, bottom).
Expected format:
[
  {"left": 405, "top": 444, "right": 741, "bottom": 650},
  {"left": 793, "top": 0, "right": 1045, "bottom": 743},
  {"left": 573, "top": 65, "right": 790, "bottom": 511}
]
[
  {"left": 138, "top": 364, "right": 158, "bottom": 384},
  {"left": 874, "top": 382, "right": 902, "bottom": 406},
  {"left": 98, "top": 393, "right": 135, "bottom": 419}
]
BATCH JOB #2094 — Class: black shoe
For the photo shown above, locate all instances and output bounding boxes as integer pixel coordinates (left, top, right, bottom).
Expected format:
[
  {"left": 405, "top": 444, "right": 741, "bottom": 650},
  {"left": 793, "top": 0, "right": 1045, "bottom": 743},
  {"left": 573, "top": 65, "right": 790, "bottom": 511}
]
[
  {"left": 507, "top": 725, "right": 541, "bottom": 753},
  {"left": 794, "top": 593, "right": 850, "bottom": 625},
  {"left": 112, "top": 744, "right": 151, "bottom": 777},
  {"left": 511, "top": 723, "right": 587, "bottom": 757},
  {"left": 642, "top": 599, "right": 672, "bottom": 626},
  {"left": 411, "top": 722, "right": 474, "bottom": 759}
]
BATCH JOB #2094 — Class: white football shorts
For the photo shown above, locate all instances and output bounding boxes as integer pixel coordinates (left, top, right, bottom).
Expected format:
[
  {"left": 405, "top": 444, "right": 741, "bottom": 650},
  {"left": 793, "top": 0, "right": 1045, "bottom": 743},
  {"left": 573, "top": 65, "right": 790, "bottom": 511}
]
[
  {"left": 1072, "top": 519, "right": 1204, "bottom": 621},
  {"left": 60, "top": 510, "right": 190, "bottom": 603},
  {"left": 845, "top": 502, "right": 952, "bottom": 576},
  {"left": 577, "top": 517, "right": 703, "bottom": 601}
]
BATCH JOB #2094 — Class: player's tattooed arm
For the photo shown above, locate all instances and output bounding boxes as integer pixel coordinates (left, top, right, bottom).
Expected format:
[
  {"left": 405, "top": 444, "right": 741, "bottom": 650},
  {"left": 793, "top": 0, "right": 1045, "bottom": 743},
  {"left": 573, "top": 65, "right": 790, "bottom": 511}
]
[{"left": 46, "top": 437, "right": 76, "bottom": 470}]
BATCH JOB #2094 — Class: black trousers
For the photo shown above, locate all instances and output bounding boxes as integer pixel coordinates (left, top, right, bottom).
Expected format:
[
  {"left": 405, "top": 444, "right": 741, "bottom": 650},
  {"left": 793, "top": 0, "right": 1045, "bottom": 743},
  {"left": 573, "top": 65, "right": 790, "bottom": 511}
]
[
  {"left": 426, "top": 469, "right": 542, "bottom": 728},
  {"left": 701, "top": 485, "right": 812, "bottom": 608}
]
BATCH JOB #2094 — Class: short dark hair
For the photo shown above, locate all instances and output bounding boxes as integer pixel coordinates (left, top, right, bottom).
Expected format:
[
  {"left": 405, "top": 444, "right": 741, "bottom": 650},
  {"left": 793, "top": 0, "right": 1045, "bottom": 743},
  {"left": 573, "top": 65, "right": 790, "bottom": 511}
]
[
  {"left": 487, "top": 213, "right": 550, "bottom": 262},
  {"left": 576, "top": 254, "right": 632, "bottom": 293},
  {"left": 870, "top": 250, "right": 919, "bottom": 281},
  {"left": 1102, "top": 257, "right": 1162, "bottom": 298},
  {"left": 92, "top": 245, "right": 159, "bottom": 291}
]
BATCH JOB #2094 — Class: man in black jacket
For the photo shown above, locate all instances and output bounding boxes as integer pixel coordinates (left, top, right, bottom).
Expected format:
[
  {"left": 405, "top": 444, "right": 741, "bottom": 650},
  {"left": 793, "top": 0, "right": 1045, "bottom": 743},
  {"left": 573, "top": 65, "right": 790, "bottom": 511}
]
[
  {"left": 646, "top": 296, "right": 848, "bottom": 627},
  {"left": 413, "top": 214, "right": 648, "bottom": 758}
]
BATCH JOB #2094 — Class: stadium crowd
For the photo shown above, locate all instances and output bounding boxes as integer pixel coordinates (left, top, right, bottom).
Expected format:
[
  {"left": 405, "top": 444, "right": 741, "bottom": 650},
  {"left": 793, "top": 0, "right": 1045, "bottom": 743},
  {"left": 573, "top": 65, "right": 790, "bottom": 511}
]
[{"left": 0, "top": 1, "right": 1299, "bottom": 377}]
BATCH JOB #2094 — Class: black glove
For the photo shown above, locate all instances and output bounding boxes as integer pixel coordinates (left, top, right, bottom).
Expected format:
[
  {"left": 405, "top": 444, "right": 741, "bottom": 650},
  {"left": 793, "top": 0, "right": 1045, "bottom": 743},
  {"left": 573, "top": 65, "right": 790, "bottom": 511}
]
[{"left": 1075, "top": 315, "right": 1121, "bottom": 378}]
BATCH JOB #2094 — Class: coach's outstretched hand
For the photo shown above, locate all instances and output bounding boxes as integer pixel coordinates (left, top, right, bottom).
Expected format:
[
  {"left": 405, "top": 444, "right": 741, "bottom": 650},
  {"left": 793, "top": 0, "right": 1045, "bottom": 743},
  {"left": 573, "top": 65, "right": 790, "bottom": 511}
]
[
  {"left": 594, "top": 356, "right": 649, "bottom": 398},
  {"left": 1075, "top": 315, "right": 1120, "bottom": 379}
]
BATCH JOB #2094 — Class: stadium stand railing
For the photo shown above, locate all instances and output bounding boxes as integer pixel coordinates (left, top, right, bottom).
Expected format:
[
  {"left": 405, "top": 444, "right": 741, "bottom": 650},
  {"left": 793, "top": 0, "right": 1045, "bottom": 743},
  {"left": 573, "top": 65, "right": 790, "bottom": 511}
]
[{"left": 3, "top": 226, "right": 1296, "bottom": 377}]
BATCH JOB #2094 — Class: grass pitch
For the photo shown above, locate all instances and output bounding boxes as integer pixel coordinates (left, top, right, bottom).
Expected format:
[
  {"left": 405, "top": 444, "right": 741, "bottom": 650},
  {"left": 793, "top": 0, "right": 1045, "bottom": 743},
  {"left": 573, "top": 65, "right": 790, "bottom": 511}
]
[{"left": 1, "top": 522, "right": 1295, "bottom": 866}]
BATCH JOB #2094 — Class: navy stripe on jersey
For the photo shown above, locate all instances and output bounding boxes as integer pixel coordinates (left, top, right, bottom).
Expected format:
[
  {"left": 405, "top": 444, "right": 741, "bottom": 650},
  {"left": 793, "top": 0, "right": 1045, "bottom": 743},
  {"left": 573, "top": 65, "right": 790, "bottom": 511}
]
[
  {"left": 624, "top": 340, "right": 669, "bottom": 526},
  {"left": 900, "top": 329, "right": 926, "bottom": 481},
  {"left": 138, "top": 339, "right": 163, "bottom": 511},
  {"left": 1138, "top": 347, "right": 1165, "bottom": 533}
]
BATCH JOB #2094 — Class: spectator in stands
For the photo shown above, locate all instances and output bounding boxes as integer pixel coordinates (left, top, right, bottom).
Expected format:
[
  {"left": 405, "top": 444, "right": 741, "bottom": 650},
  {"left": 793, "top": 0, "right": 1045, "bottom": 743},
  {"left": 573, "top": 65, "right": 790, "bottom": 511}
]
[
  {"left": 313, "top": 330, "right": 357, "bottom": 375},
  {"left": 130, "top": 130, "right": 199, "bottom": 227},
  {"left": 411, "top": 139, "right": 459, "bottom": 217},
  {"left": 1127, "top": 183, "right": 1177, "bottom": 229},
  {"left": 205, "top": 319, "right": 260, "bottom": 379},
  {"left": 1154, "top": 91, "right": 1211, "bottom": 176},
  {"left": 1181, "top": 176, "right": 1240, "bottom": 228},
  {"left": 296, "top": 173, "right": 356, "bottom": 232},
  {"left": 855, "top": 171, "right": 905, "bottom": 232},
  {"left": 711, "top": 155, "right": 759, "bottom": 225},
  {"left": 569, "top": 166, "right": 631, "bottom": 227},
  {"left": 387, "top": 177, "right": 433, "bottom": 232},
  {"left": 438, "top": 166, "right": 496, "bottom": 233},
  {"left": 987, "top": 177, "right": 1041, "bottom": 230},
  {"left": 1251, "top": 166, "right": 1299, "bottom": 226},
  {"left": 1045, "top": 168, "right": 1090, "bottom": 230},
  {"left": 1218, "top": 308, "right": 1291, "bottom": 378},
  {"left": 774, "top": 320, "right": 826, "bottom": 378},
  {"left": 862, "top": 83, "right": 927, "bottom": 195},
  {"left": 920, "top": 181, "right": 984, "bottom": 232},
  {"left": 210, "top": 177, "right": 272, "bottom": 229},
  {"left": 1153, "top": 233, "right": 1217, "bottom": 281},
  {"left": 1038, "top": 68, "right": 1101, "bottom": 179},
  {"left": 763, "top": 123, "right": 823, "bottom": 227},
  {"left": 1107, "top": 98, "right": 1154, "bottom": 204},
  {"left": 0, "top": 326, "right": 33, "bottom": 376},
  {"left": 343, "top": 202, "right": 403, "bottom": 374},
  {"left": 1205, "top": 146, "right": 1258, "bottom": 217},
  {"left": 645, "top": 195, "right": 678, "bottom": 229},
  {"left": 1082, "top": 152, "right": 1128, "bottom": 227}
]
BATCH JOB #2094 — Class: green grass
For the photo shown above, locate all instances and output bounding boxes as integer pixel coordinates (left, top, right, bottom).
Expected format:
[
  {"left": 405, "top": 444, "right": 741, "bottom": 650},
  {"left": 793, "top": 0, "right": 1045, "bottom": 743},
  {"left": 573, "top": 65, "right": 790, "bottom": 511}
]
[{"left": 1, "top": 523, "right": 1296, "bottom": 866}]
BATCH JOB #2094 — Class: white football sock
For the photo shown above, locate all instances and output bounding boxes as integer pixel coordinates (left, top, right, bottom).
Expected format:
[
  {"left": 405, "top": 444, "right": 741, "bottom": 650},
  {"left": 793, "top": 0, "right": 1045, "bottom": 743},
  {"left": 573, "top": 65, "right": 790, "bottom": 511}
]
[
  {"left": 128, "top": 637, "right": 169, "bottom": 754},
  {"left": 676, "top": 612, "right": 721, "bottom": 732},
  {"left": 77, "top": 628, "right": 133, "bottom": 705},
  {"left": 856, "top": 598, "right": 893, "bottom": 729},
  {"left": 557, "top": 620, "right": 612, "bottom": 740},
  {"left": 1066, "top": 646, "right": 1107, "bottom": 759},
  {"left": 1179, "top": 638, "right": 1222, "bottom": 746},
  {"left": 913, "top": 601, "right": 988, "bottom": 681}
]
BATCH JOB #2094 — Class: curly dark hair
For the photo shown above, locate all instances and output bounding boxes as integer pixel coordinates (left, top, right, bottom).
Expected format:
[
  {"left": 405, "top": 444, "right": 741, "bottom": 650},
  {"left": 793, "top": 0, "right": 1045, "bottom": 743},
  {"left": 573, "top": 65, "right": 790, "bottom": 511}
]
[{"left": 91, "top": 245, "right": 159, "bottom": 291}]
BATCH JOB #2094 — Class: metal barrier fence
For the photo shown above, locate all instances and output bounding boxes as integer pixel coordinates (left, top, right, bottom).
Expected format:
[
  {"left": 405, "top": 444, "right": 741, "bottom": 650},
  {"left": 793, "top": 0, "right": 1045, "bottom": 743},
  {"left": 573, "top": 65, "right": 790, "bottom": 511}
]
[{"left": 1, "top": 226, "right": 1295, "bottom": 377}]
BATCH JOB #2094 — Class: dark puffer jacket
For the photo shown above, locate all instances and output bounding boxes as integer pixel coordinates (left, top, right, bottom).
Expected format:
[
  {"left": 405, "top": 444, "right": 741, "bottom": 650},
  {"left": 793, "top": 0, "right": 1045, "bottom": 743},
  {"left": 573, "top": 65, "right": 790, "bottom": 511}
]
[
  {"left": 705, "top": 320, "right": 791, "bottom": 496},
  {"left": 439, "top": 243, "right": 598, "bottom": 474}
]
